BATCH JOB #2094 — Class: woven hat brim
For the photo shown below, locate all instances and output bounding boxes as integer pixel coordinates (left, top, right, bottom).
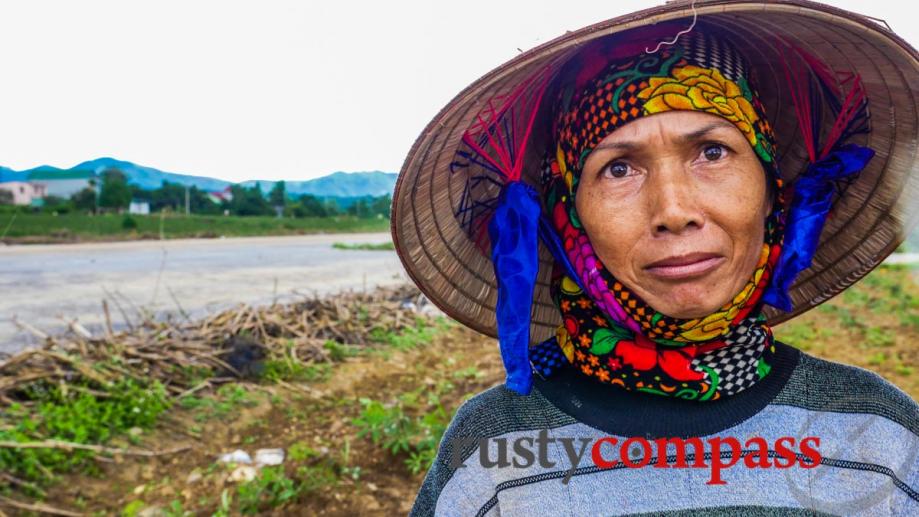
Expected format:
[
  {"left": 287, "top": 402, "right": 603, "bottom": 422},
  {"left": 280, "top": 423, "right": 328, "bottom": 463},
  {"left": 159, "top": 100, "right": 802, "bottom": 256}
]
[{"left": 391, "top": 0, "right": 919, "bottom": 345}]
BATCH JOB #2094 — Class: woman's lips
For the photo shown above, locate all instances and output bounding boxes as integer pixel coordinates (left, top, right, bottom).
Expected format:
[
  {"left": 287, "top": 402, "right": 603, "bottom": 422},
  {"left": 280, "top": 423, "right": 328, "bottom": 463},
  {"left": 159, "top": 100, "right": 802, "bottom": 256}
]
[{"left": 644, "top": 253, "right": 726, "bottom": 280}]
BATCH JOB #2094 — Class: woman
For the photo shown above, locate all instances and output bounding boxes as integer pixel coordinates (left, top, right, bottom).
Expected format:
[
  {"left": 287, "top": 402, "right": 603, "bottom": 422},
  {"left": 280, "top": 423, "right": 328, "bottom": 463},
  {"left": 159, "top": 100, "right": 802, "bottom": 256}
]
[{"left": 392, "top": 1, "right": 919, "bottom": 515}]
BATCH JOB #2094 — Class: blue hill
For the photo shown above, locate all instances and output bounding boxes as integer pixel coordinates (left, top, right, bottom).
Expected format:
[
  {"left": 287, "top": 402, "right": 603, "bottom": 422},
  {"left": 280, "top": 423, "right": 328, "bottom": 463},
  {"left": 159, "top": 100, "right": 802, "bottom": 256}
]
[
  {"left": 73, "top": 158, "right": 234, "bottom": 192},
  {"left": 240, "top": 171, "right": 396, "bottom": 198},
  {"left": 0, "top": 166, "right": 29, "bottom": 182},
  {"left": 1, "top": 158, "right": 397, "bottom": 198}
]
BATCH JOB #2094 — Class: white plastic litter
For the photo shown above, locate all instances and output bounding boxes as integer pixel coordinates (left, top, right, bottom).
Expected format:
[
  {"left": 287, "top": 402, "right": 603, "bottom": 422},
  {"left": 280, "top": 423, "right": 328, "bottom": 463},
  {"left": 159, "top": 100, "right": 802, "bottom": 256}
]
[
  {"left": 218, "top": 449, "right": 252, "bottom": 464},
  {"left": 254, "top": 448, "right": 285, "bottom": 466}
]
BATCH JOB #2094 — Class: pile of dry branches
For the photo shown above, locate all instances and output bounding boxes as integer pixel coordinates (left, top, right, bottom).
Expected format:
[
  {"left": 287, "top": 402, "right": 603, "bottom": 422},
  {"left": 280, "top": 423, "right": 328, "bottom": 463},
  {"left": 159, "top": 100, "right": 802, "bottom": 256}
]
[{"left": 0, "top": 283, "right": 436, "bottom": 405}]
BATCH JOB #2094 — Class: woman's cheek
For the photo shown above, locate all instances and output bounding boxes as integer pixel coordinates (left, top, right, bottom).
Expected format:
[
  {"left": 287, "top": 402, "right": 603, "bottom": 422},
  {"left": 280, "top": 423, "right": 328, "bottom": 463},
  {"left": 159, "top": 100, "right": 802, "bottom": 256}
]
[
  {"left": 581, "top": 200, "right": 638, "bottom": 271},
  {"left": 702, "top": 167, "right": 766, "bottom": 228}
]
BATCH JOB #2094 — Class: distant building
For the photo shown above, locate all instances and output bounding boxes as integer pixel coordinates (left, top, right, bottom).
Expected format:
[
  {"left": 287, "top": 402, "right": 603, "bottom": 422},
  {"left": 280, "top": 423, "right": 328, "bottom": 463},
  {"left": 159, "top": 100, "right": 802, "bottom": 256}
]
[
  {"left": 207, "top": 186, "right": 233, "bottom": 205},
  {"left": 28, "top": 169, "right": 96, "bottom": 198},
  {"left": 0, "top": 181, "right": 47, "bottom": 205},
  {"left": 129, "top": 199, "right": 150, "bottom": 215}
]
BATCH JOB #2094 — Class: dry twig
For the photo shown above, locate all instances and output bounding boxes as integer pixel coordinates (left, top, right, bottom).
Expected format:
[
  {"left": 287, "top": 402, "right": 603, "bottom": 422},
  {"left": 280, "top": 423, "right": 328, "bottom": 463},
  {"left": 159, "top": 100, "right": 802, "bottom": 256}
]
[
  {"left": 0, "top": 494, "right": 83, "bottom": 516},
  {"left": 0, "top": 439, "right": 191, "bottom": 458}
]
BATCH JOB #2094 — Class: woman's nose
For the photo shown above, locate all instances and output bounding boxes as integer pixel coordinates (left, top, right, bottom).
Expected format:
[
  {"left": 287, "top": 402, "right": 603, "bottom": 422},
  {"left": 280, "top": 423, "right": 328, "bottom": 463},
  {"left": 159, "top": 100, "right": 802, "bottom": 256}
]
[{"left": 647, "top": 167, "right": 705, "bottom": 236}]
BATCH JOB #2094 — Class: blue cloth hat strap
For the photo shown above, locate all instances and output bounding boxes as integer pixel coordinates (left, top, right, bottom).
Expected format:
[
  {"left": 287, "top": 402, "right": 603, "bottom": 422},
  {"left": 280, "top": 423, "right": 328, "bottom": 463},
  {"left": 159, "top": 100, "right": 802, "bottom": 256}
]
[
  {"left": 762, "top": 144, "right": 874, "bottom": 311},
  {"left": 488, "top": 181, "right": 583, "bottom": 395}
]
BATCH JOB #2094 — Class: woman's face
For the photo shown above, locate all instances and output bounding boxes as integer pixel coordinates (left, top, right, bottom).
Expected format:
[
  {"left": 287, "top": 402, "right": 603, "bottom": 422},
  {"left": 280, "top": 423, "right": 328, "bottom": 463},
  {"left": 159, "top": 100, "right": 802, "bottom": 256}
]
[{"left": 575, "top": 110, "right": 772, "bottom": 319}]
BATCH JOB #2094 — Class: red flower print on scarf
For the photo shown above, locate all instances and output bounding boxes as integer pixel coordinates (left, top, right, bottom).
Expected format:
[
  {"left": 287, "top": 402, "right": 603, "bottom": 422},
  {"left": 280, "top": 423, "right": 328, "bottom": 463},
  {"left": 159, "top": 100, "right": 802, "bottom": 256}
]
[{"left": 614, "top": 333, "right": 706, "bottom": 381}]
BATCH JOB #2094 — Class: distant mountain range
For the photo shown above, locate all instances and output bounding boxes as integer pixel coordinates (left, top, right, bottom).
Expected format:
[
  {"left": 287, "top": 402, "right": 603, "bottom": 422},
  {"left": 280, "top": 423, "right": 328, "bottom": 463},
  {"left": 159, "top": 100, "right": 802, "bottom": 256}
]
[{"left": 0, "top": 157, "right": 397, "bottom": 198}]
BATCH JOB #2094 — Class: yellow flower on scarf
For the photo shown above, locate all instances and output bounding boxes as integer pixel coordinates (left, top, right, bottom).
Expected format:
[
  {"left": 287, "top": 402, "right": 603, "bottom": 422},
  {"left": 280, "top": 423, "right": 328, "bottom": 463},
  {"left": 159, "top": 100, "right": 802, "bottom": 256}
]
[
  {"left": 556, "top": 143, "right": 574, "bottom": 192},
  {"left": 637, "top": 65, "right": 760, "bottom": 148},
  {"left": 556, "top": 325, "right": 575, "bottom": 363},
  {"left": 560, "top": 275, "right": 582, "bottom": 295}
]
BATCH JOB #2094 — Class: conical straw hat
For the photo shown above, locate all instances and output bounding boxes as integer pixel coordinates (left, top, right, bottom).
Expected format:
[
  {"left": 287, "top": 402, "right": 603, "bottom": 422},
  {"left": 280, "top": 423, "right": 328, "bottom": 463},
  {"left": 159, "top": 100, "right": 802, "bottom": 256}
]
[{"left": 391, "top": 0, "right": 919, "bottom": 346}]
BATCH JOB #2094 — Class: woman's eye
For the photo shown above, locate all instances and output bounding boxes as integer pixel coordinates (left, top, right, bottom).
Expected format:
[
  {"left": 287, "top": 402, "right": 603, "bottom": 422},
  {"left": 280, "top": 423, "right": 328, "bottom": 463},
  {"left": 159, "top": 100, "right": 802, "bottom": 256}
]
[
  {"left": 701, "top": 144, "right": 727, "bottom": 161},
  {"left": 602, "top": 161, "right": 631, "bottom": 178}
]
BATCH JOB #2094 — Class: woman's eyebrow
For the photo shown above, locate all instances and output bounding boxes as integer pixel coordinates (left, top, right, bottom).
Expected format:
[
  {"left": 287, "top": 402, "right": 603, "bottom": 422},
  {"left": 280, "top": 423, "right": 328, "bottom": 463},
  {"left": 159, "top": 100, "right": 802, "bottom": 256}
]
[
  {"left": 591, "top": 119, "right": 738, "bottom": 152},
  {"left": 591, "top": 141, "right": 639, "bottom": 152},
  {"left": 677, "top": 120, "right": 738, "bottom": 144}
]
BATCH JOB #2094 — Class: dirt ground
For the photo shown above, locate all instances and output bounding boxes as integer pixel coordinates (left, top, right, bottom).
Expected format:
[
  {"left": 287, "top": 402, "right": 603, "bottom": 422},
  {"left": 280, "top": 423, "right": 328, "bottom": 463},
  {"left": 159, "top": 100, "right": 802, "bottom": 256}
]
[
  {"left": 35, "top": 325, "right": 504, "bottom": 516},
  {"left": 7, "top": 265, "right": 917, "bottom": 516}
]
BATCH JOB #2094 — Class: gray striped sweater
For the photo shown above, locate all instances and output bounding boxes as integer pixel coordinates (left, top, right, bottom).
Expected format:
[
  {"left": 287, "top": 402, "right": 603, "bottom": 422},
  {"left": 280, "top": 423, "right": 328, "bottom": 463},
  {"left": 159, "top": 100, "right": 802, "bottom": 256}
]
[{"left": 410, "top": 341, "right": 919, "bottom": 516}]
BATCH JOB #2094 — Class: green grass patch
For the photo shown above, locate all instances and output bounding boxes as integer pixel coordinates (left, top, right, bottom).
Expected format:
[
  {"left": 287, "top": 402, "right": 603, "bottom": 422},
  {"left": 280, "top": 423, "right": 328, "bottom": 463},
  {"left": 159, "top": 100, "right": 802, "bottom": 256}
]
[
  {"left": 452, "top": 366, "right": 484, "bottom": 381},
  {"left": 778, "top": 264, "right": 917, "bottom": 347},
  {"left": 0, "top": 212, "right": 389, "bottom": 242},
  {"left": 369, "top": 316, "right": 454, "bottom": 350},
  {"left": 865, "top": 326, "right": 896, "bottom": 348},
  {"left": 262, "top": 359, "right": 333, "bottom": 383},
  {"left": 849, "top": 264, "right": 919, "bottom": 315},
  {"left": 288, "top": 441, "right": 359, "bottom": 488},
  {"left": 322, "top": 339, "right": 360, "bottom": 361},
  {"left": 868, "top": 352, "right": 887, "bottom": 366},
  {"left": 236, "top": 466, "right": 302, "bottom": 514},
  {"left": 775, "top": 263, "right": 919, "bottom": 399},
  {"left": 0, "top": 378, "right": 170, "bottom": 492},
  {"left": 895, "top": 363, "right": 914, "bottom": 376},
  {"left": 775, "top": 321, "right": 817, "bottom": 349},
  {"left": 331, "top": 241, "right": 395, "bottom": 251},
  {"left": 817, "top": 303, "right": 859, "bottom": 328},
  {"left": 351, "top": 379, "right": 453, "bottom": 475},
  {"left": 178, "top": 384, "right": 260, "bottom": 422}
]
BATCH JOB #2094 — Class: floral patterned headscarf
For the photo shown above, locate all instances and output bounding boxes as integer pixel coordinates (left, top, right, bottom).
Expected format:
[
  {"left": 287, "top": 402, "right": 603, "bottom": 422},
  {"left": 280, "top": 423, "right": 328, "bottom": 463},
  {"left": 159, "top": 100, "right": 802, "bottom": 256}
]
[{"left": 530, "top": 29, "right": 786, "bottom": 401}]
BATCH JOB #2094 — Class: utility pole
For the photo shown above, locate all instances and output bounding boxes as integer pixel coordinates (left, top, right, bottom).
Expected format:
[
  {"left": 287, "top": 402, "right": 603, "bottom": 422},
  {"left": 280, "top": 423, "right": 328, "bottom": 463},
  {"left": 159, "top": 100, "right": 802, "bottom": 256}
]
[{"left": 185, "top": 185, "right": 190, "bottom": 216}]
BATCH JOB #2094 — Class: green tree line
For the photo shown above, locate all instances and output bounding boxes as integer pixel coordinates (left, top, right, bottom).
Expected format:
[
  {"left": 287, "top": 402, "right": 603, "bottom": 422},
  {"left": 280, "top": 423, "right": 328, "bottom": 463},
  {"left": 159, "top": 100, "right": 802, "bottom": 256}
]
[{"left": 26, "top": 169, "right": 392, "bottom": 219}]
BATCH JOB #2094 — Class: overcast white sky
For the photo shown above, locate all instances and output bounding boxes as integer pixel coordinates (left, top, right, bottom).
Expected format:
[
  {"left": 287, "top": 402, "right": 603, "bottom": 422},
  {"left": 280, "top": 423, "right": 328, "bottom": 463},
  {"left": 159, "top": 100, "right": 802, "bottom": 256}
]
[{"left": 0, "top": 0, "right": 913, "bottom": 182}]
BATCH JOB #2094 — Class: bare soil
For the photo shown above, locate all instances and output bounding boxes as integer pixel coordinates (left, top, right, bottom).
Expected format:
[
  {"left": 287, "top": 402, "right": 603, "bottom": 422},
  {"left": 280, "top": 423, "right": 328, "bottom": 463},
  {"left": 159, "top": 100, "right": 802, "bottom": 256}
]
[{"left": 37, "top": 326, "right": 504, "bottom": 516}]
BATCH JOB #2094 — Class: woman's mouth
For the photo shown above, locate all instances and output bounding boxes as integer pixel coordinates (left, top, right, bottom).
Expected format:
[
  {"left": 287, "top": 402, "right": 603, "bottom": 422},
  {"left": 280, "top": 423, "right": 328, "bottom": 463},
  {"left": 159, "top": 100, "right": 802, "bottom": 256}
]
[{"left": 644, "top": 253, "right": 726, "bottom": 280}]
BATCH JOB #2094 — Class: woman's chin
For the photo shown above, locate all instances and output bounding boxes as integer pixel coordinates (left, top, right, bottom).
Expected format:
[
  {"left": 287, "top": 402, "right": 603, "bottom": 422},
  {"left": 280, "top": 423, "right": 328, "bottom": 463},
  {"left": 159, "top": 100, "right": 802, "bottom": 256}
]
[{"left": 641, "top": 285, "right": 731, "bottom": 319}]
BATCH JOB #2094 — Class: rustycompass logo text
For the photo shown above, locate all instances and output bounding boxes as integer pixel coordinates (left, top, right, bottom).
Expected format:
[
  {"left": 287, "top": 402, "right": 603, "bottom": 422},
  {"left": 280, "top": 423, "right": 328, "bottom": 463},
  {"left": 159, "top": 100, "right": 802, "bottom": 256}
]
[{"left": 448, "top": 429, "right": 821, "bottom": 485}]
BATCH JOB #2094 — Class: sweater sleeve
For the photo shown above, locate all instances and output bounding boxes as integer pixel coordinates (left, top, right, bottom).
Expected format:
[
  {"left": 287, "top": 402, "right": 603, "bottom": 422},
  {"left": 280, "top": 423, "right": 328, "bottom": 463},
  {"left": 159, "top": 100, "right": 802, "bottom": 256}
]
[
  {"left": 409, "top": 382, "right": 570, "bottom": 516},
  {"left": 409, "top": 387, "right": 507, "bottom": 517},
  {"left": 410, "top": 451, "right": 497, "bottom": 517}
]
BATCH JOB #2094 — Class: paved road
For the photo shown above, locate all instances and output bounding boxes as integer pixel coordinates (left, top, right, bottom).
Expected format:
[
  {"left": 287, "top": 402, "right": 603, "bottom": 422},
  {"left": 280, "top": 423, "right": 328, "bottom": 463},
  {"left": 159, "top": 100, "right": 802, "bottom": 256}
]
[
  {"left": 0, "top": 233, "right": 408, "bottom": 355},
  {"left": 2, "top": 232, "right": 917, "bottom": 356}
]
